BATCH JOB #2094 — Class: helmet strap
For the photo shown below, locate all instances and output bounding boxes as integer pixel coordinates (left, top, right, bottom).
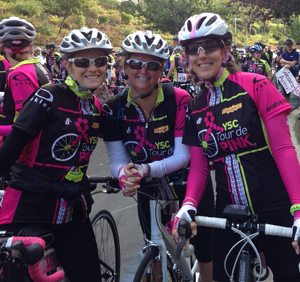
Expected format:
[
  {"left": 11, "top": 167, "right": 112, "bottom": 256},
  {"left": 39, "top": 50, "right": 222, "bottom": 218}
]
[{"left": 125, "top": 79, "right": 158, "bottom": 108}]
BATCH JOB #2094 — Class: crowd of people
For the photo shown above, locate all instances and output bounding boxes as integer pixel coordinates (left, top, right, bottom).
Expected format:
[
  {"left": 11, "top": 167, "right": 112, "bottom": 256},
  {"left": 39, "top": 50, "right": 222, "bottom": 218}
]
[{"left": 0, "top": 13, "right": 300, "bottom": 282}]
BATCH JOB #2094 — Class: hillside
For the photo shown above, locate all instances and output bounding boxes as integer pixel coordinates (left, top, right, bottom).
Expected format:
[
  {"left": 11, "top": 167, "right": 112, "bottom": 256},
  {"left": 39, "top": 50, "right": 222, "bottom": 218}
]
[{"left": 0, "top": 0, "right": 299, "bottom": 51}]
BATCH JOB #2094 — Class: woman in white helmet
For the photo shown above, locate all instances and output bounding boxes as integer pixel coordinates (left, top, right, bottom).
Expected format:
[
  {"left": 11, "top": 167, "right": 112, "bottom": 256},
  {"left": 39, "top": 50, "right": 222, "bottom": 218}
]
[
  {"left": 172, "top": 13, "right": 300, "bottom": 282},
  {"left": 101, "top": 30, "right": 214, "bottom": 281},
  {"left": 0, "top": 17, "right": 52, "bottom": 132},
  {"left": 0, "top": 27, "right": 112, "bottom": 281}
]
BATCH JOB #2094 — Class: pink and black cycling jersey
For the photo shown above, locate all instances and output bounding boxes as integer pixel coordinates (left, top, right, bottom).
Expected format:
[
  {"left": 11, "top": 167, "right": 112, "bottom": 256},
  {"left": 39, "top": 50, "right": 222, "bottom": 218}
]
[
  {"left": 183, "top": 69, "right": 292, "bottom": 215},
  {"left": 101, "top": 85, "right": 191, "bottom": 198},
  {"left": 0, "top": 56, "right": 11, "bottom": 92},
  {"left": 0, "top": 59, "right": 52, "bottom": 125},
  {"left": 46, "top": 52, "right": 61, "bottom": 77},
  {"left": 0, "top": 81, "right": 103, "bottom": 225},
  {"left": 242, "top": 58, "right": 270, "bottom": 76}
]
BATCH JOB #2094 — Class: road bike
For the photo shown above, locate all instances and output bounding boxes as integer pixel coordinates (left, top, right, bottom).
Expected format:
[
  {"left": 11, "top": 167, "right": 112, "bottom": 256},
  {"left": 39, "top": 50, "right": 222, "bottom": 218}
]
[{"left": 133, "top": 194, "right": 296, "bottom": 282}]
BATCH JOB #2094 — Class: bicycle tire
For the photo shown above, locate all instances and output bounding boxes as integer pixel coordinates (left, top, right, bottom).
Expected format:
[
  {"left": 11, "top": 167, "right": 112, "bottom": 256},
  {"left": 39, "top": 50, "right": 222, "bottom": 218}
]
[
  {"left": 91, "top": 210, "right": 120, "bottom": 282},
  {"left": 133, "top": 247, "right": 177, "bottom": 282}
]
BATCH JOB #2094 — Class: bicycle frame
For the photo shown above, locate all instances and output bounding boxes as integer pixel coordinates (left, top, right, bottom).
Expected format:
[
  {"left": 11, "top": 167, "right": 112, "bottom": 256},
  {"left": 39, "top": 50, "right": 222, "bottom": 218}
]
[{"left": 146, "top": 200, "right": 194, "bottom": 282}]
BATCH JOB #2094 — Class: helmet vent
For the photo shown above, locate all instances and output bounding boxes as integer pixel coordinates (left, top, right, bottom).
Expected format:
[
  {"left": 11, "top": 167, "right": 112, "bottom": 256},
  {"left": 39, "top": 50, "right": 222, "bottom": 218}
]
[
  {"left": 144, "top": 36, "right": 154, "bottom": 47},
  {"left": 156, "top": 39, "right": 163, "bottom": 49},
  {"left": 206, "top": 15, "right": 217, "bottom": 26},
  {"left": 71, "top": 34, "right": 81, "bottom": 43},
  {"left": 82, "top": 31, "right": 92, "bottom": 41},
  {"left": 96, "top": 32, "right": 103, "bottom": 42},
  {"left": 196, "top": 17, "right": 206, "bottom": 31},
  {"left": 124, "top": 39, "right": 131, "bottom": 46},
  {"left": 187, "top": 20, "right": 192, "bottom": 32},
  {"left": 135, "top": 35, "right": 142, "bottom": 46}
]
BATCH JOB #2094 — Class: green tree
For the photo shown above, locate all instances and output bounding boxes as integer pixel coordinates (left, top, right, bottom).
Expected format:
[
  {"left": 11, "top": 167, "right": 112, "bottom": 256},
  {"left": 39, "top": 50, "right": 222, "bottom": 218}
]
[
  {"left": 41, "top": 0, "right": 91, "bottom": 34},
  {"left": 140, "top": 0, "right": 211, "bottom": 34},
  {"left": 228, "top": 0, "right": 300, "bottom": 20},
  {"left": 287, "top": 16, "right": 300, "bottom": 44}
]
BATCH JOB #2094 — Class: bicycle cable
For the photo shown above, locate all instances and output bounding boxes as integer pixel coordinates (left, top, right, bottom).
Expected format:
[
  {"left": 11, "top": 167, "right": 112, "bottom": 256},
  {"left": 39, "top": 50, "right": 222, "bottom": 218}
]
[{"left": 224, "top": 228, "right": 261, "bottom": 282}]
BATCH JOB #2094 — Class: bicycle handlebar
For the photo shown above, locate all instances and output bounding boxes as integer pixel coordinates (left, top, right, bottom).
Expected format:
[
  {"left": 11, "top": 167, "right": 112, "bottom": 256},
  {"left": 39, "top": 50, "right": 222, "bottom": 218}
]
[
  {"left": 10, "top": 237, "right": 64, "bottom": 282},
  {"left": 87, "top": 175, "right": 120, "bottom": 194},
  {"left": 195, "top": 216, "right": 293, "bottom": 238}
]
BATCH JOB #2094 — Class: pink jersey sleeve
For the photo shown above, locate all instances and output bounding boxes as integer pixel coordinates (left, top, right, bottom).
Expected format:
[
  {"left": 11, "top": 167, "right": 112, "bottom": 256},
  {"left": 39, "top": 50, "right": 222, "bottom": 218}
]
[
  {"left": 229, "top": 72, "right": 291, "bottom": 122},
  {"left": 265, "top": 113, "right": 300, "bottom": 219},
  {"left": 8, "top": 64, "right": 40, "bottom": 112},
  {"left": 183, "top": 145, "right": 210, "bottom": 207},
  {"left": 174, "top": 87, "right": 192, "bottom": 137}
]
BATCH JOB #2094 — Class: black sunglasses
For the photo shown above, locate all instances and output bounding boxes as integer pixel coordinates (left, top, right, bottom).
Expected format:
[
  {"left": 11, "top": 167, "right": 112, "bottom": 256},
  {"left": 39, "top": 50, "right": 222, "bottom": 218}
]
[
  {"left": 126, "top": 59, "right": 162, "bottom": 71},
  {"left": 185, "top": 40, "right": 222, "bottom": 55},
  {"left": 68, "top": 56, "right": 108, "bottom": 68}
]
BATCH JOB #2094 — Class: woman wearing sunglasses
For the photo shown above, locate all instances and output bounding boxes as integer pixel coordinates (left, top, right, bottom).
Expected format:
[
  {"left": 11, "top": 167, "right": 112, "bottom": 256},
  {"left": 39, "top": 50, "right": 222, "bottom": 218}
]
[
  {"left": 101, "top": 30, "right": 214, "bottom": 282},
  {"left": 242, "top": 45, "right": 272, "bottom": 80},
  {"left": 172, "top": 13, "right": 300, "bottom": 282},
  {"left": 0, "top": 27, "right": 112, "bottom": 282},
  {"left": 0, "top": 17, "right": 52, "bottom": 134}
]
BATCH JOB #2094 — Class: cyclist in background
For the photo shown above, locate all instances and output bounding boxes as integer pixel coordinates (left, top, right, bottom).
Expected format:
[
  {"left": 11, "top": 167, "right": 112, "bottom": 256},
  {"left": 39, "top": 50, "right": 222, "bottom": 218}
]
[
  {"left": 106, "top": 52, "right": 115, "bottom": 85},
  {"left": 46, "top": 42, "right": 61, "bottom": 78},
  {"left": 267, "top": 46, "right": 273, "bottom": 67},
  {"left": 56, "top": 56, "right": 68, "bottom": 81},
  {"left": 172, "top": 34, "right": 180, "bottom": 51},
  {"left": 166, "top": 45, "right": 189, "bottom": 87},
  {"left": 114, "top": 50, "right": 126, "bottom": 86},
  {"left": 242, "top": 45, "right": 272, "bottom": 80},
  {"left": 173, "top": 12, "right": 300, "bottom": 282},
  {"left": 101, "top": 30, "right": 214, "bottom": 282},
  {"left": 230, "top": 44, "right": 241, "bottom": 64},
  {"left": 255, "top": 42, "right": 269, "bottom": 64},
  {"left": 240, "top": 45, "right": 251, "bottom": 64},
  {"left": 33, "top": 47, "right": 43, "bottom": 61},
  {"left": 0, "top": 17, "right": 52, "bottom": 130},
  {"left": 274, "top": 46, "right": 284, "bottom": 72},
  {"left": 40, "top": 49, "right": 47, "bottom": 65},
  {"left": 0, "top": 27, "right": 112, "bottom": 282}
]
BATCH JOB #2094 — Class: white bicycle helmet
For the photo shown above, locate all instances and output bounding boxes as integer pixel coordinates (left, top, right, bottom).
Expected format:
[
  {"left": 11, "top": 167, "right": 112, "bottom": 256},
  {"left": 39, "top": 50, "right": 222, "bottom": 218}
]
[
  {"left": 0, "top": 17, "right": 36, "bottom": 42},
  {"left": 60, "top": 27, "right": 113, "bottom": 58},
  {"left": 178, "top": 13, "right": 232, "bottom": 46},
  {"left": 121, "top": 30, "right": 169, "bottom": 60}
]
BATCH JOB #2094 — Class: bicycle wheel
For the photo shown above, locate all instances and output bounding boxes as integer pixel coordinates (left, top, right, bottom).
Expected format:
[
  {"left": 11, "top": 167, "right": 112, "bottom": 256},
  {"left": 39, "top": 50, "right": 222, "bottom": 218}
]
[
  {"left": 133, "top": 247, "right": 177, "bottom": 282},
  {"left": 91, "top": 210, "right": 120, "bottom": 282}
]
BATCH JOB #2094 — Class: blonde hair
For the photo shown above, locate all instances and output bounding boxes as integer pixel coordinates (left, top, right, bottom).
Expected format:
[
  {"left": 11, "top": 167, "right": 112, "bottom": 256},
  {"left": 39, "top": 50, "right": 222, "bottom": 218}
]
[{"left": 6, "top": 50, "right": 33, "bottom": 62}]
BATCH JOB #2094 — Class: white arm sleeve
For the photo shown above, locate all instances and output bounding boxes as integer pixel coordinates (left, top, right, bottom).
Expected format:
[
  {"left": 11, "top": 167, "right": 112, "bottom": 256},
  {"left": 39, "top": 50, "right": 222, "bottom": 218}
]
[
  {"left": 105, "top": 141, "right": 130, "bottom": 178},
  {"left": 148, "top": 137, "right": 190, "bottom": 178}
]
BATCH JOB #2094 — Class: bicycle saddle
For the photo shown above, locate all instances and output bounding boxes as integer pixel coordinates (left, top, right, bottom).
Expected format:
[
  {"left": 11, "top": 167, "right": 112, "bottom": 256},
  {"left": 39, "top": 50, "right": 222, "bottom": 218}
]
[{"left": 18, "top": 225, "right": 55, "bottom": 249}]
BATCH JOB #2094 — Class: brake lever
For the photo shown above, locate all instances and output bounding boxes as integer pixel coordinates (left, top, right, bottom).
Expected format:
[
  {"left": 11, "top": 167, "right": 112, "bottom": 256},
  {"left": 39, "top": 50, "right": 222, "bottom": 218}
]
[{"left": 173, "top": 219, "right": 191, "bottom": 269}]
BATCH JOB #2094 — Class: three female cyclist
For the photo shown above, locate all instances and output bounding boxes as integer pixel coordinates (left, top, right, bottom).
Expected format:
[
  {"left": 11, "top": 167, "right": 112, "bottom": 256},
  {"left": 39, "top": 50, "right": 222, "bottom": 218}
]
[
  {"left": 0, "top": 27, "right": 112, "bottom": 282},
  {"left": 173, "top": 13, "right": 300, "bottom": 282},
  {"left": 101, "top": 30, "right": 214, "bottom": 282}
]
